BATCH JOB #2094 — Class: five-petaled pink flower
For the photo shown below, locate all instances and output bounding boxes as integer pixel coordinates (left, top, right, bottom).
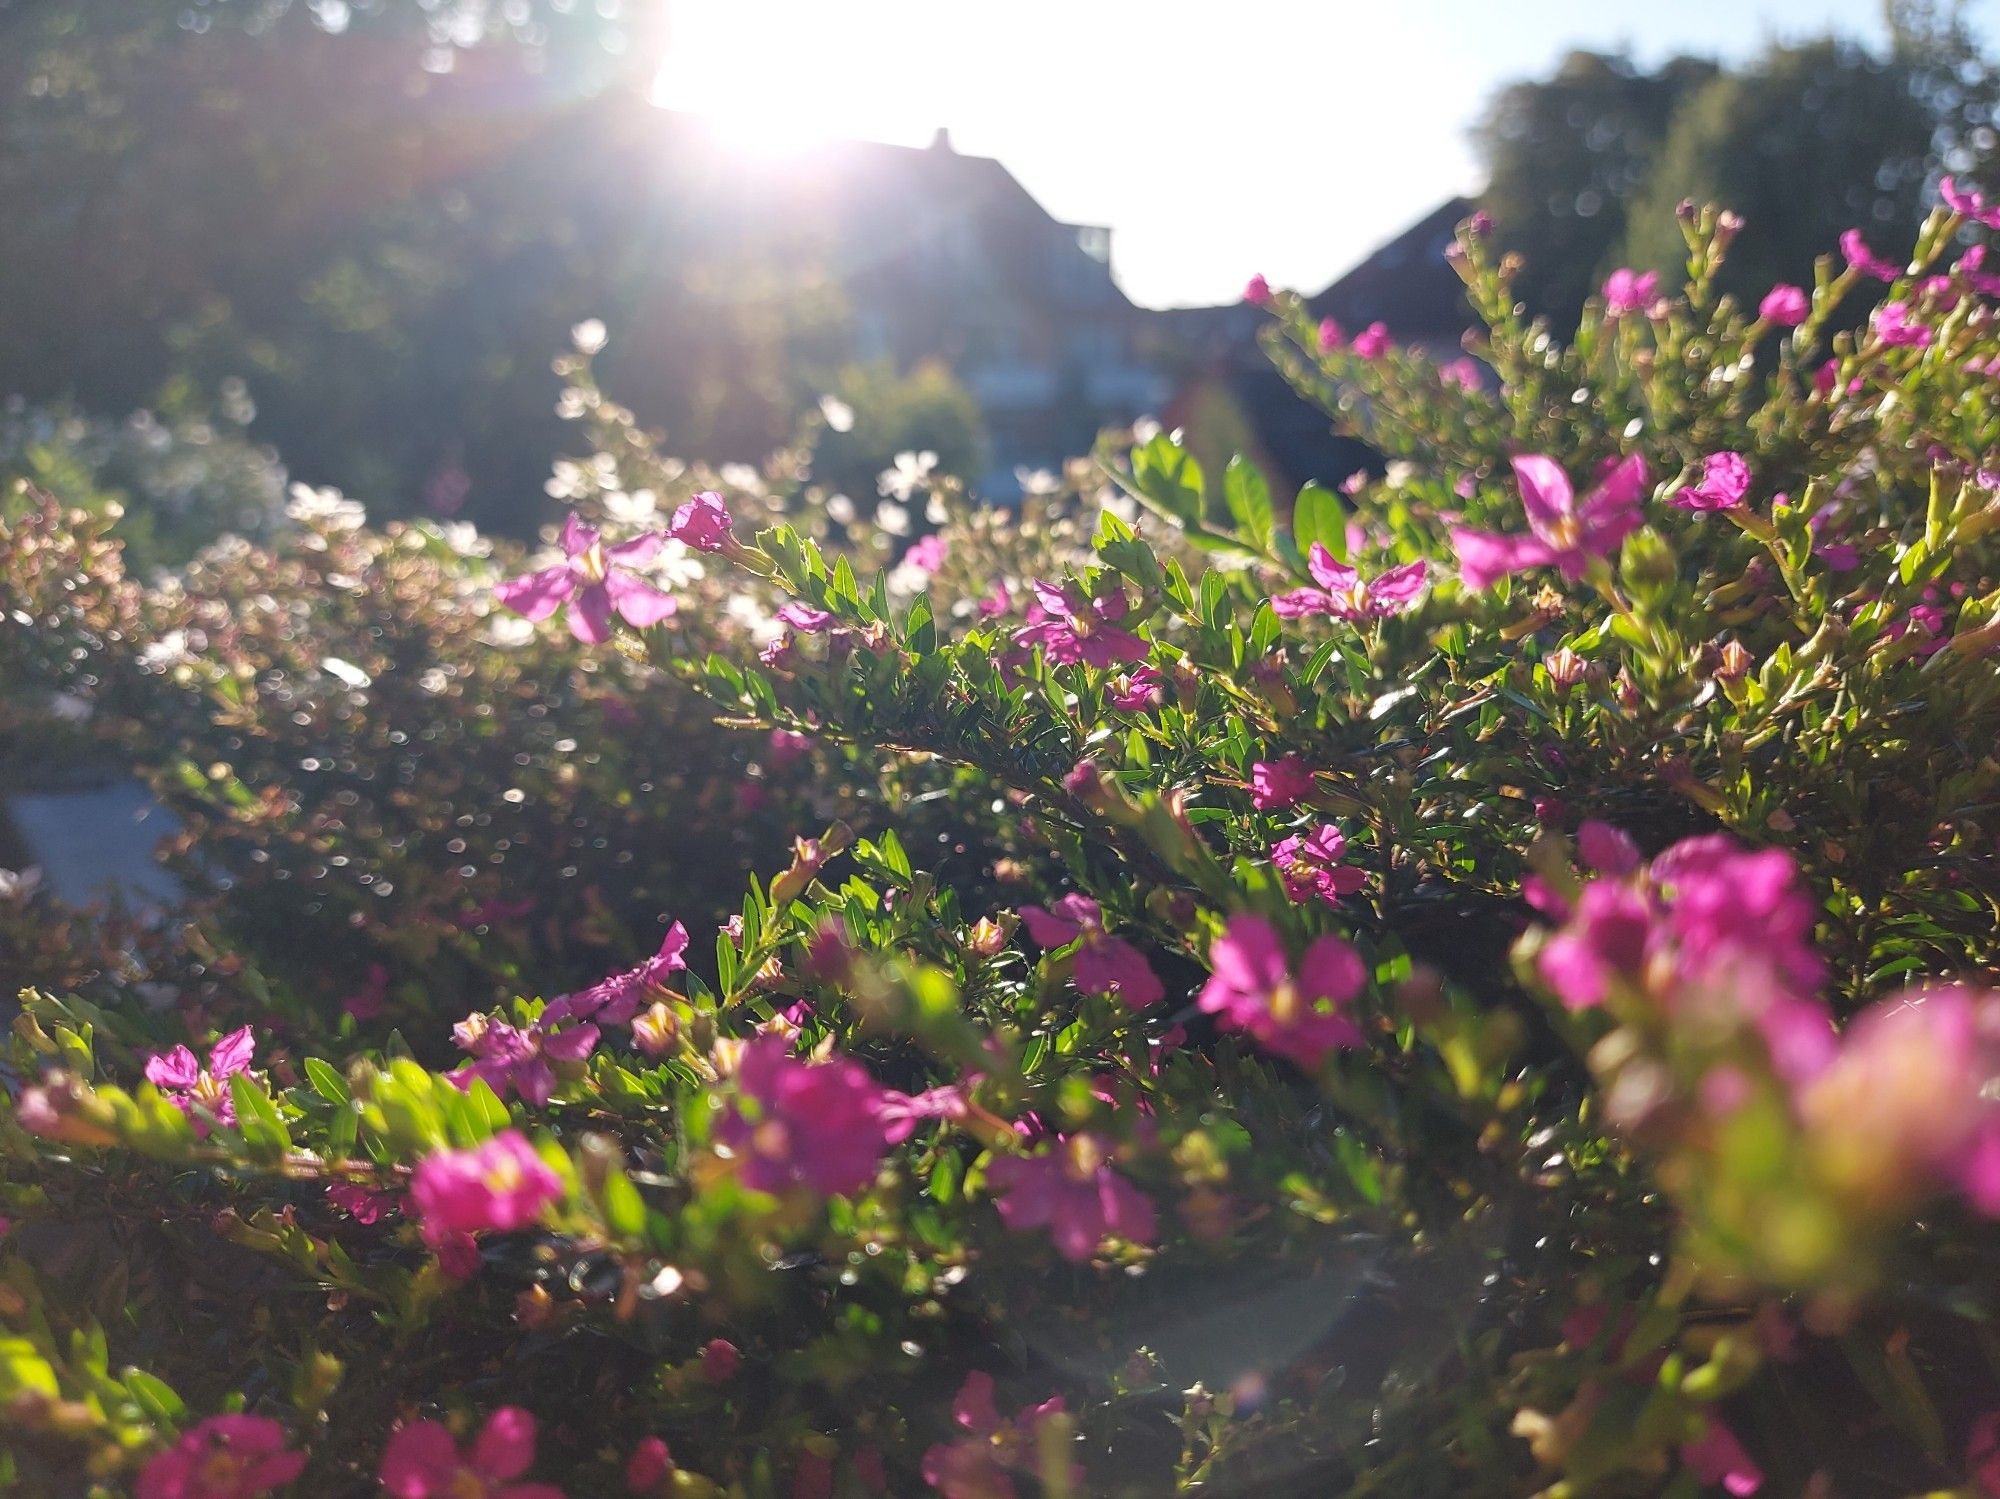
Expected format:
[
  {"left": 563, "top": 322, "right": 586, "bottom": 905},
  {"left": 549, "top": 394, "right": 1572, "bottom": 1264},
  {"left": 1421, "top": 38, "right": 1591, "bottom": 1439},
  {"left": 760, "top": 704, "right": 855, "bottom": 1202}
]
[
  {"left": 1670, "top": 452, "right": 1752, "bottom": 511},
  {"left": 495, "top": 514, "right": 676, "bottom": 644},
  {"left": 1872, "top": 301, "right": 1933, "bottom": 348},
  {"left": 408, "top": 1130, "right": 563, "bottom": 1245},
  {"left": 1250, "top": 756, "right": 1315, "bottom": 810},
  {"left": 1942, "top": 175, "right": 2000, "bottom": 230},
  {"left": 1271, "top": 825, "right": 1367, "bottom": 906},
  {"left": 138, "top": 1414, "right": 305, "bottom": 1499},
  {"left": 1758, "top": 284, "right": 1809, "bottom": 326},
  {"left": 1840, "top": 229, "right": 1901, "bottom": 283},
  {"left": 1449, "top": 453, "right": 1648, "bottom": 591},
  {"left": 921, "top": 1372, "right": 1076, "bottom": 1499},
  {"left": 985, "top": 1134, "right": 1157, "bottom": 1261},
  {"left": 1199, "top": 916, "right": 1367, "bottom": 1068},
  {"left": 714, "top": 1038, "right": 893, "bottom": 1197},
  {"left": 1272, "top": 544, "right": 1427, "bottom": 622},
  {"left": 450, "top": 1013, "right": 598, "bottom": 1108},
  {"left": 667, "top": 491, "right": 732, "bottom": 552},
  {"left": 1601, "top": 268, "right": 1659, "bottom": 316},
  {"left": 145, "top": 1026, "right": 255, "bottom": 1134},
  {"left": 1012, "top": 580, "right": 1147, "bottom": 668},
  {"left": 1018, "top": 894, "right": 1164, "bottom": 1008},
  {"left": 1351, "top": 321, "right": 1391, "bottom": 359},
  {"left": 379, "top": 1407, "right": 564, "bottom": 1499},
  {"left": 1110, "top": 665, "right": 1167, "bottom": 711}
]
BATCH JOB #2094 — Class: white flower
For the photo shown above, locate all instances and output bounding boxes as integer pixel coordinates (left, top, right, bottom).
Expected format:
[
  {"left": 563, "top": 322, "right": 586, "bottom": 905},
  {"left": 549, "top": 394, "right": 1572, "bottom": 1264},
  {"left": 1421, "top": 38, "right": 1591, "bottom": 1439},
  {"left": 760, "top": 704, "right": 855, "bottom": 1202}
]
[
  {"left": 1014, "top": 467, "right": 1061, "bottom": 498},
  {"left": 321, "top": 657, "right": 373, "bottom": 689},
  {"left": 285, "top": 483, "right": 366, "bottom": 531},
  {"left": 719, "top": 463, "right": 765, "bottom": 495},
  {"left": 604, "top": 489, "right": 661, "bottom": 526},
  {"left": 724, "top": 592, "right": 784, "bottom": 643},
  {"left": 431, "top": 520, "right": 490, "bottom": 558},
  {"left": 0, "top": 867, "right": 43, "bottom": 900},
  {"left": 875, "top": 499, "right": 912, "bottom": 536},
  {"left": 819, "top": 395, "right": 855, "bottom": 432},
  {"left": 572, "top": 318, "right": 609, "bottom": 355},
  {"left": 886, "top": 561, "right": 932, "bottom": 598},
  {"left": 646, "top": 538, "right": 707, "bottom": 589},
  {"left": 1385, "top": 460, "right": 1418, "bottom": 489},
  {"left": 825, "top": 493, "right": 856, "bottom": 524},
  {"left": 879, "top": 450, "right": 938, "bottom": 501},
  {"left": 482, "top": 613, "right": 537, "bottom": 649},
  {"left": 1131, "top": 416, "right": 1163, "bottom": 445},
  {"left": 48, "top": 691, "right": 93, "bottom": 723},
  {"left": 138, "top": 630, "right": 199, "bottom": 673}
]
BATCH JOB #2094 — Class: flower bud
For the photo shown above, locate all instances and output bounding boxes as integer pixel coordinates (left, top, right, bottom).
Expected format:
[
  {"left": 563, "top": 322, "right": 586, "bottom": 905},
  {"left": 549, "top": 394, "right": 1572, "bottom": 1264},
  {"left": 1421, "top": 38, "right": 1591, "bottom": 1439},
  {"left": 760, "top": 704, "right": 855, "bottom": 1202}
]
[{"left": 1542, "top": 646, "right": 1588, "bottom": 695}]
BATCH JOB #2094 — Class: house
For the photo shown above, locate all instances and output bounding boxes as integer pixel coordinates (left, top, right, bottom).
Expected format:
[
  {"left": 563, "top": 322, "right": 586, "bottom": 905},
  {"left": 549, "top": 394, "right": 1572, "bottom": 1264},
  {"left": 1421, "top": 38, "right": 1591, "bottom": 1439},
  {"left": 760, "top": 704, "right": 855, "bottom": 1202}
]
[{"left": 1155, "top": 197, "right": 1477, "bottom": 502}]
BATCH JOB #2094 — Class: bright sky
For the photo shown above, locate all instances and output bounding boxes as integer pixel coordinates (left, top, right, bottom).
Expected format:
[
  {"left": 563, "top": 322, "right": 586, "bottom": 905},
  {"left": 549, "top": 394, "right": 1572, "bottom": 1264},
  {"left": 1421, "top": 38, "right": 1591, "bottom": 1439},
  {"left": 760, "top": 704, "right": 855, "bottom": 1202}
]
[{"left": 654, "top": 0, "right": 1986, "bottom": 309}]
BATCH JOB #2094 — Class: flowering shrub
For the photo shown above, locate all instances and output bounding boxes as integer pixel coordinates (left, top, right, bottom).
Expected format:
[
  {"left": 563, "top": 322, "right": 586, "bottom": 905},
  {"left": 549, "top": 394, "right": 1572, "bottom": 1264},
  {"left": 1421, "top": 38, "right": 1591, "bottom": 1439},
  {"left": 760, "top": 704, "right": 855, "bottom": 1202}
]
[{"left": 4, "top": 192, "right": 2000, "bottom": 1495}]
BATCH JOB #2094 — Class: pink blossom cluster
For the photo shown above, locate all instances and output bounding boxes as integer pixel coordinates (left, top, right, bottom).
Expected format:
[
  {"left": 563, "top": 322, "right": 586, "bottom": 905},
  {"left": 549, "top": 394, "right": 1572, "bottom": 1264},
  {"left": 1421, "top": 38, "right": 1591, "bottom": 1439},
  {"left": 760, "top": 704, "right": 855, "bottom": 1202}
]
[
  {"left": 1018, "top": 893, "right": 1163, "bottom": 1008},
  {"left": 921, "top": 1371, "right": 1077, "bottom": 1498},
  {"left": 1011, "top": 579, "right": 1147, "bottom": 668},
  {"left": 985, "top": 1134, "right": 1156, "bottom": 1261},
  {"left": 1199, "top": 915, "right": 1367, "bottom": 1069},
  {"left": 713, "top": 1037, "right": 897, "bottom": 1197}
]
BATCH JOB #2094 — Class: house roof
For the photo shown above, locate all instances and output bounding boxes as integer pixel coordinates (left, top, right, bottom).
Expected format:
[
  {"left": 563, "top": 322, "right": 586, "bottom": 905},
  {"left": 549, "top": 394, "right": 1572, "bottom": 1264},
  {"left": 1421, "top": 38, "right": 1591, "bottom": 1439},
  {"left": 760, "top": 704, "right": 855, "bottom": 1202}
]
[{"left": 1308, "top": 195, "right": 1476, "bottom": 343}]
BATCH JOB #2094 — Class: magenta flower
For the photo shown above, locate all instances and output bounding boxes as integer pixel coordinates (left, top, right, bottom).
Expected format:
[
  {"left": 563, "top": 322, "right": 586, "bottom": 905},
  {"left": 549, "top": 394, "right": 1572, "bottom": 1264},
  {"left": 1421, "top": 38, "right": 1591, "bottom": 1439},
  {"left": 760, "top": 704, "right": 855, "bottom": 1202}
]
[
  {"left": 1012, "top": 580, "right": 1147, "bottom": 668},
  {"left": 138, "top": 1414, "right": 306, "bottom": 1499},
  {"left": 1601, "top": 268, "right": 1659, "bottom": 316},
  {"left": 625, "top": 1436, "right": 673, "bottom": 1493},
  {"left": 1317, "top": 317, "right": 1346, "bottom": 353},
  {"left": 327, "top": 1181, "right": 395, "bottom": 1224},
  {"left": 1250, "top": 756, "right": 1315, "bottom": 810},
  {"left": 1872, "top": 300, "right": 1933, "bottom": 348},
  {"left": 380, "top": 1407, "right": 563, "bottom": 1499},
  {"left": 495, "top": 513, "right": 676, "bottom": 644},
  {"left": 1438, "top": 356, "right": 1484, "bottom": 391},
  {"left": 667, "top": 491, "right": 732, "bottom": 552},
  {"left": 986, "top": 1134, "right": 1156, "bottom": 1260},
  {"left": 1538, "top": 881, "right": 1652, "bottom": 1011},
  {"left": 904, "top": 533, "right": 948, "bottom": 574},
  {"left": 1758, "top": 283, "right": 1809, "bottom": 326},
  {"left": 714, "top": 1038, "right": 893, "bottom": 1197},
  {"left": 1971, "top": 1409, "right": 2000, "bottom": 1498},
  {"left": 1450, "top": 453, "right": 1647, "bottom": 591},
  {"left": 450, "top": 1014, "right": 598, "bottom": 1107},
  {"left": 342, "top": 963, "right": 390, "bottom": 1022},
  {"left": 777, "top": 601, "right": 835, "bottom": 633},
  {"left": 1351, "top": 321, "right": 1391, "bottom": 359},
  {"left": 1271, "top": 825, "right": 1367, "bottom": 905},
  {"left": 1841, "top": 229, "right": 1901, "bottom": 282},
  {"left": 1680, "top": 1417, "right": 1763, "bottom": 1496},
  {"left": 1110, "top": 665, "right": 1167, "bottom": 710},
  {"left": 408, "top": 1130, "right": 563, "bottom": 1244},
  {"left": 1942, "top": 175, "right": 2000, "bottom": 229},
  {"left": 1272, "top": 544, "right": 1427, "bottom": 621},
  {"left": 1242, "top": 273, "right": 1271, "bottom": 305},
  {"left": 700, "top": 1339, "right": 741, "bottom": 1382},
  {"left": 766, "top": 728, "right": 812, "bottom": 769},
  {"left": 921, "top": 1372, "right": 1075, "bottom": 1499},
  {"left": 1018, "top": 893, "right": 1164, "bottom": 1008},
  {"left": 1669, "top": 451, "right": 1752, "bottom": 511},
  {"left": 547, "top": 923, "right": 689, "bottom": 1027},
  {"left": 145, "top": 1026, "right": 255, "bottom": 1134},
  {"left": 1576, "top": 819, "right": 1640, "bottom": 876},
  {"left": 1198, "top": 916, "right": 1367, "bottom": 1068}
]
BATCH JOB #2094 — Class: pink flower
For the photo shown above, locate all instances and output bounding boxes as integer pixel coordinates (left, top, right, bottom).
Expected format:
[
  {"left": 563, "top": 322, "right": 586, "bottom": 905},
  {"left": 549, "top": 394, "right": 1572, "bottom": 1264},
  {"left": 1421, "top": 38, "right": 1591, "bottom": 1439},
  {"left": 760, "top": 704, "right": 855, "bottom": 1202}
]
[
  {"left": 700, "top": 1339, "right": 740, "bottom": 1382},
  {"left": 1969, "top": 1408, "right": 2000, "bottom": 1497},
  {"left": 1438, "top": 356, "right": 1484, "bottom": 391},
  {"left": 1272, "top": 545, "right": 1427, "bottom": 621},
  {"left": 1250, "top": 756, "right": 1314, "bottom": 809},
  {"left": 921, "top": 1372, "right": 1075, "bottom": 1499},
  {"left": 327, "top": 1181, "right": 395, "bottom": 1224},
  {"left": 1198, "top": 916, "right": 1366, "bottom": 1068},
  {"left": 495, "top": 513, "right": 676, "bottom": 644},
  {"left": 1758, "top": 283, "right": 1809, "bottom": 326},
  {"left": 986, "top": 1135, "right": 1156, "bottom": 1260},
  {"left": 138, "top": 1414, "right": 306, "bottom": 1499},
  {"left": 1012, "top": 580, "right": 1147, "bottom": 668},
  {"left": 625, "top": 1436, "right": 673, "bottom": 1493},
  {"left": 459, "top": 895, "right": 535, "bottom": 930},
  {"left": 667, "top": 491, "right": 732, "bottom": 552},
  {"left": 1538, "top": 881, "right": 1652, "bottom": 1011},
  {"left": 145, "top": 1026, "right": 255, "bottom": 1134},
  {"left": 777, "top": 602, "right": 836, "bottom": 633},
  {"left": 1109, "top": 665, "right": 1167, "bottom": 710},
  {"left": 905, "top": 534, "right": 948, "bottom": 574},
  {"left": 450, "top": 1014, "right": 598, "bottom": 1107},
  {"left": 1576, "top": 819, "right": 1640, "bottom": 876},
  {"left": 408, "top": 1131, "right": 563, "bottom": 1244},
  {"left": 342, "top": 963, "right": 390, "bottom": 1022},
  {"left": 1351, "top": 321, "right": 1391, "bottom": 359},
  {"left": 1271, "top": 825, "right": 1367, "bottom": 905},
  {"left": 379, "top": 1407, "right": 563, "bottom": 1499},
  {"left": 767, "top": 728, "right": 812, "bottom": 769},
  {"left": 1018, "top": 894, "right": 1164, "bottom": 1008},
  {"left": 1670, "top": 451, "right": 1752, "bottom": 511},
  {"left": 547, "top": 924, "right": 689, "bottom": 1027},
  {"left": 1243, "top": 274, "right": 1271, "bottom": 305},
  {"left": 1942, "top": 175, "right": 2000, "bottom": 229},
  {"left": 1450, "top": 453, "right": 1648, "bottom": 590},
  {"left": 714, "top": 1038, "right": 893, "bottom": 1197},
  {"left": 1841, "top": 229, "right": 1901, "bottom": 282},
  {"left": 1601, "top": 268, "right": 1659, "bottom": 316},
  {"left": 1872, "top": 300, "right": 1933, "bottom": 347},
  {"left": 1316, "top": 317, "right": 1346, "bottom": 353},
  {"left": 1680, "top": 1417, "right": 1763, "bottom": 1496}
]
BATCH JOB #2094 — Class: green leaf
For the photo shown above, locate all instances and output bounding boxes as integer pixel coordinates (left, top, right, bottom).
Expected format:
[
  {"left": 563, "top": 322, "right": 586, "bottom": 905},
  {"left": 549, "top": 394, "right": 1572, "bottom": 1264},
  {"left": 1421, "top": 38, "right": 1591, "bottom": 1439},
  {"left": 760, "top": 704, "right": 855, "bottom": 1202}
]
[
  {"left": 1130, "top": 434, "right": 1205, "bottom": 525},
  {"left": 230, "top": 1074, "right": 291, "bottom": 1154},
  {"left": 1292, "top": 482, "right": 1345, "bottom": 561},
  {"left": 303, "top": 1058, "right": 350, "bottom": 1105},
  {"left": 1223, "top": 456, "right": 1275, "bottom": 547}
]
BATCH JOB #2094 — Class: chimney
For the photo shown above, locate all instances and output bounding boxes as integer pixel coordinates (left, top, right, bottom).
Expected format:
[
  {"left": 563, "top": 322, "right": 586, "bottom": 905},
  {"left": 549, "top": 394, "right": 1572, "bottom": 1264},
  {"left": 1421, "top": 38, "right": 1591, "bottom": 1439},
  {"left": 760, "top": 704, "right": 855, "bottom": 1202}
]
[{"left": 928, "top": 127, "right": 953, "bottom": 153}]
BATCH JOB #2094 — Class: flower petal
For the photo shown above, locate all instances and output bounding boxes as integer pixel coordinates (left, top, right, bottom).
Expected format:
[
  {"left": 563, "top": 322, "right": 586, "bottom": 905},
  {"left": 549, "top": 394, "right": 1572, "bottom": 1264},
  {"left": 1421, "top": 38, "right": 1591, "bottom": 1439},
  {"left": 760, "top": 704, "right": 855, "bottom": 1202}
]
[
  {"left": 567, "top": 583, "right": 614, "bottom": 644},
  {"left": 1510, "top": 454, "right": 1574, "bottom": 533},
  {"left": 605, "top": 571, "right": 678, "bottom": 629},
  {"left": 494, "top": 566, "right": 574, "bottom": 622}
]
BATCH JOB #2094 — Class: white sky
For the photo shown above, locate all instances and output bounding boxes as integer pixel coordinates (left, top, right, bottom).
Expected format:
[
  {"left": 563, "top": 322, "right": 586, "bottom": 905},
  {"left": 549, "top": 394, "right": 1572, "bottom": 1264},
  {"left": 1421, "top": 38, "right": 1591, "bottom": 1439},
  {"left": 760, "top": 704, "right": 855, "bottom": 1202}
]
[{"left": 653, "top": 0, "right": 1981, "bottom": 308}]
